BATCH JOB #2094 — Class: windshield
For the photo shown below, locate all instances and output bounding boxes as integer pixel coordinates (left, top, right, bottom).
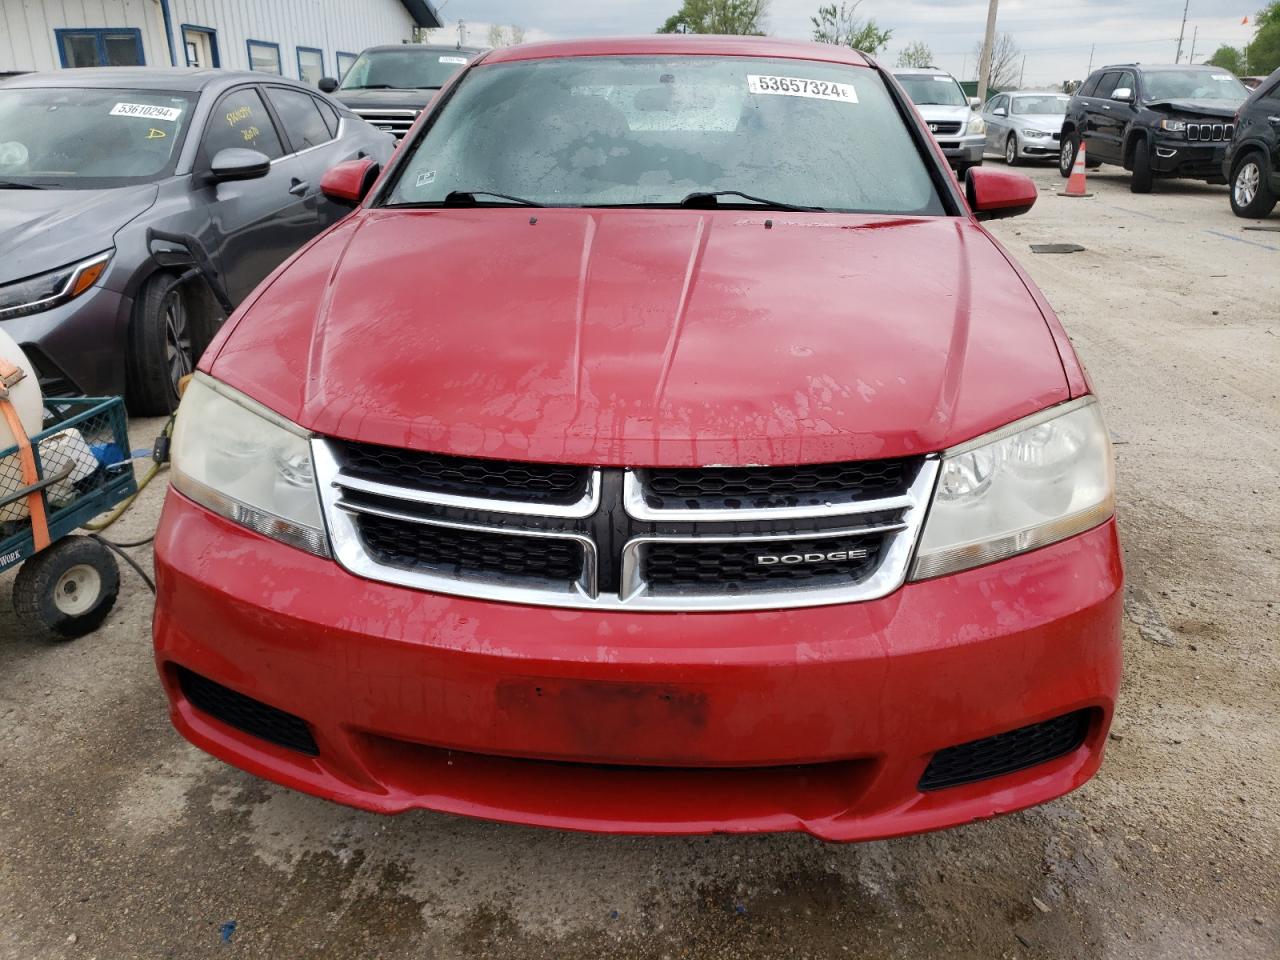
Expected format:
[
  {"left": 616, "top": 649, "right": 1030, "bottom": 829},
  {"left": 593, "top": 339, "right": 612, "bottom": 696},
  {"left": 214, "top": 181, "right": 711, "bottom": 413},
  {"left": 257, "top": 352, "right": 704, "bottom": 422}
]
[
  {"left": 384, "top": 56, "right": 944, "bottom": 215},
  {"left": 1012, "top": 95, "right": 1068, "bottom": 115},
  {"left": 0, "top": 87, "right": 194, "bottom": 188},
  {"left": 339, "top": 49, "right": 470, "bottom": 90},
  {"left": 1142, "top": 70, "right": 1248, "bottom": 102},
  {"left": 894, "top": 74, "right": 968, "bottom": 107}
]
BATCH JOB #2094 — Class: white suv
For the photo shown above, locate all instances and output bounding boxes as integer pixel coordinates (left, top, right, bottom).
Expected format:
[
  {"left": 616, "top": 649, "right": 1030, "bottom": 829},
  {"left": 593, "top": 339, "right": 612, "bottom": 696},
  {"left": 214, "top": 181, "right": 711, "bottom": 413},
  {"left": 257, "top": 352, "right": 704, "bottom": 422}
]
[{"left": 891, "top": 67, "right": 986, "bottom": 175}]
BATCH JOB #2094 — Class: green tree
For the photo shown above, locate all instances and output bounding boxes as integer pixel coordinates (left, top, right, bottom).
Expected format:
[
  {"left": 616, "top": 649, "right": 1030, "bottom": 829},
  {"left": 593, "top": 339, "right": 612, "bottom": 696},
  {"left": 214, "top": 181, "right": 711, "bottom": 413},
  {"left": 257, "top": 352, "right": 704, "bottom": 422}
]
[
  {"left": 1245, "top": 2, "right": 1280, "bottom": 74},
  {"left": 1205, "top": 45, "right": 1244, "bottom": 74},
  {"left": 896, "top": 41, "right": 934, "bottom": 68},
  {"left": 811, "top": 2, "right": 892, "bottom": 54},
  {"left": 658, "top": 0, "right": 769, "bottom": 35}
]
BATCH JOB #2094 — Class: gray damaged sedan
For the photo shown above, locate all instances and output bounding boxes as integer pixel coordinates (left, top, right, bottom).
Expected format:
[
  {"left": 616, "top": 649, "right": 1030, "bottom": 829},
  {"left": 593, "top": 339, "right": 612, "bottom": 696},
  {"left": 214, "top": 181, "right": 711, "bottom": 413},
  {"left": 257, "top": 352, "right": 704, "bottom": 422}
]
[
  {"left": 981, "top": 91, "right": 1071, "bottom": 166},
  {"left": 0, "top": 68, "right": 395, "bottom": 413}
]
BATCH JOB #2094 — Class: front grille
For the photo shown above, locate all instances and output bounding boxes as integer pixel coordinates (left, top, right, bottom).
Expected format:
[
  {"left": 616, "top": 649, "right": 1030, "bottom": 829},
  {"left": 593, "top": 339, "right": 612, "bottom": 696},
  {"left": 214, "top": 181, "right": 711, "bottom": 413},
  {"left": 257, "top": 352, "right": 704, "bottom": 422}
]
[
  {"left": 637, "top": 459, "right": 917, "bottom": 511},
  {"left": 357, "top": 511, "right": 584, "bottom": 582},
  {"left": 177, "top": 667, "right": 318, "bottom": 755},
  {"left": 1186, "top": 122, "right": 1234, "bottom": 142},
  {"left": 918, "top": 710, "right": 1092, "bottom": 791},
  {"left": 352, "top": 108, "right": 420, "bottom": 139},
  {"left": 929, "top": 121, "right": 963, "bottom": 135},
  {"left": 335, "top": 440, "right": 591, "bottom": 505},
  {"left": 644, "top": 533, "right": 883, "bottom": 587},
  {"left": 315, "top": 439, "right": 938, "bottom": 611}
]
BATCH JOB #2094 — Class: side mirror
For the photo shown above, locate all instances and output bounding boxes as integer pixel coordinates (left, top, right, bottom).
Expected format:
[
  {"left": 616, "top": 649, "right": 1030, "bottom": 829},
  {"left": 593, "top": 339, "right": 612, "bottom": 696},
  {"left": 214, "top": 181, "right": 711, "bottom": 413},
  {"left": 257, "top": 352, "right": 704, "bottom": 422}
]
[
  {"left": 1111, "top": 87, "right": 1134, "bottom": 103},
  {"left": 966, "top": 166, "right": 1037, "bottom": 221},
  {"left": 993, "top": 106, "right": 1008, "bottom": 117},
  {"left": 318, "top": 77, "right": 339, "bottom": 94},
  {"left": 208, "top": 148, "right": 271, "bottom": 183},
  {"left": 969, "top": 97, "right": 981, "bottom": 109},
  {"left": 320, "top": 157, "right": 380, "bottom": 205}
]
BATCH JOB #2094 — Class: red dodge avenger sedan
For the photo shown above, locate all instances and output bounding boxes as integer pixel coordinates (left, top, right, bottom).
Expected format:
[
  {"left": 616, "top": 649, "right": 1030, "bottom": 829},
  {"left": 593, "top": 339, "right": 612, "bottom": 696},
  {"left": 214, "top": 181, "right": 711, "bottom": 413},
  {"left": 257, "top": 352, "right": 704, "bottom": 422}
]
[{"left": 153, "top": 37, "right": 1122, "bottom": 841}]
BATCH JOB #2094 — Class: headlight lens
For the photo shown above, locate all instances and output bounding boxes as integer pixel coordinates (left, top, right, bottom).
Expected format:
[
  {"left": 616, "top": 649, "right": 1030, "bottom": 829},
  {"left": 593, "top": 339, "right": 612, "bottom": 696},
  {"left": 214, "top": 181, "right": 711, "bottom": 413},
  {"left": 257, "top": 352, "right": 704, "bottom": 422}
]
[
  {"left": 0, "top": 250, "right": 112, "bottom": 321},
  {"left": 171, "top": 373, "right": 330, "bottom": 557},
  {"left": 1022, "top": 129, "right": 1050, "bottom": 138},
  {"left": 1159, "top": 118, "right": 1187, "bottom": 133},
  {"left": 910, "top": 398, "right": 1114, "bottom": 580},
  {"left": 967, "top": 115, "right": 986, "bottom": 135}
]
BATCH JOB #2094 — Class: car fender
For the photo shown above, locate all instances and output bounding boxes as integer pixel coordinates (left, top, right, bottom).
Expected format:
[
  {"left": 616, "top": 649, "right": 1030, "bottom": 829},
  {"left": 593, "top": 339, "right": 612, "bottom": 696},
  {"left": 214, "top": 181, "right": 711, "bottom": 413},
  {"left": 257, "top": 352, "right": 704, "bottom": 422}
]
[{"left": 1122, "top": 126, "right": 1150, "bottom": 169}]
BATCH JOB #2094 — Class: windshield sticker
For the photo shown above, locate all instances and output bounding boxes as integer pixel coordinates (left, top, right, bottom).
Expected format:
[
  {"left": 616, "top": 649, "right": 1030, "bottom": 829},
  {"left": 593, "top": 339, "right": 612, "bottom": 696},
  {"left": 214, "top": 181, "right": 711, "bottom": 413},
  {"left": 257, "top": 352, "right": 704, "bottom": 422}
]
[
  {"left": 415, "top": 170, "right": 436, "bottom": 187},
  {"left": 746, "top": 75, "right": 857, "bottom": 104},
  {"left": 1211, "top": 74, "right": 1234, "bottom": 82},
  {"left": 439, "top": 56, "right": 467, "bottom": 64},
  {"left": 145, "top": 128, "right": 167, "bottom": 140},
  {"left": 110, "top": 102, "right": 182, "bottom": 122},
  {"left": 933, "top": 76, "right": 953, "bottom": 82}
]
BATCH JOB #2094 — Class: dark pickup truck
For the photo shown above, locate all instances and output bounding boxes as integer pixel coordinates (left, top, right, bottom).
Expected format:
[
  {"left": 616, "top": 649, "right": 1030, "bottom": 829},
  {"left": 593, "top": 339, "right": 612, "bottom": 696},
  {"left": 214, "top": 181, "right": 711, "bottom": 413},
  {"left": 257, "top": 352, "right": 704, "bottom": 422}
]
[
  {"left": 1059, "top": 63, "right": 1249, "bottom": 193},
  {"left": 320, "top": 44, "right": 483, "bottom": 140}
]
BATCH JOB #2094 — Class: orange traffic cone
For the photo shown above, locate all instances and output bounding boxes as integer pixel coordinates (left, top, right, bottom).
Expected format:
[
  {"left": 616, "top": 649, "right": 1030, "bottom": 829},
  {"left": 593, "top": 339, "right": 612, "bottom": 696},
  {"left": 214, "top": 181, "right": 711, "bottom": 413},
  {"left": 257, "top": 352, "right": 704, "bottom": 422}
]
[{"left": 1060, "top": 140, "right": 1093, "bottom": 198}]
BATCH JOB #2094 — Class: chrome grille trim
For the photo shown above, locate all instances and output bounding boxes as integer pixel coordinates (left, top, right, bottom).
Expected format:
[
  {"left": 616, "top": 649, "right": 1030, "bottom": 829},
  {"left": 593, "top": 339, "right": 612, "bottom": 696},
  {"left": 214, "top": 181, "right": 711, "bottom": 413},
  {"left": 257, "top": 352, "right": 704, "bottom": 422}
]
[
  {"left": 1186, "top": 122, "right": 1234, "bottom": 142},
  {"left": 314, "top": 438, "right": 940, "bottom": 612},
  {"left": 335, "top": 468, "right": 601, "bottom": 519},
  {"left": 351, "top": 107, "right": 420, "bottom": 139}
]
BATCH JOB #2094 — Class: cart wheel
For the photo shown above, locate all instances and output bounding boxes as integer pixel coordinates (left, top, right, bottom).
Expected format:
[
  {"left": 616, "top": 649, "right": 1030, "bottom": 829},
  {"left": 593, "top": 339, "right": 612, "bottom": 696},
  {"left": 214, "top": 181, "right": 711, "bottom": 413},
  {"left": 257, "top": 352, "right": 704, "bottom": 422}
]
[{"left": 13, "top": 536, "right": 121, "bottom": 641}]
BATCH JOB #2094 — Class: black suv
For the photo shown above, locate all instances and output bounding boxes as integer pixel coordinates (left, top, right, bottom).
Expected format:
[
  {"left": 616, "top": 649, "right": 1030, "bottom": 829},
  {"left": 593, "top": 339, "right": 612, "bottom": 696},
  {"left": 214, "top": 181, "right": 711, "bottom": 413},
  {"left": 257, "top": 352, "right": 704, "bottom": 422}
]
[
  {"left": 1060, "top": 63, "right": 1249, "bottom": 193},
  {"left": 320, "top": 45, "right": 483, "bottom": 140},
  {"left": 1223, "top": 66, "right": 1280, "bottom": 218}
]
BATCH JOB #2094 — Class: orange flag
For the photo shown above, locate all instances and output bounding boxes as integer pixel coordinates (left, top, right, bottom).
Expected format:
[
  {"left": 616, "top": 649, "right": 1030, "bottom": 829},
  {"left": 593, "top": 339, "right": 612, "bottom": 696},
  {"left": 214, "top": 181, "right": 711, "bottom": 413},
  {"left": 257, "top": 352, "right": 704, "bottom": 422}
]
[{"left": 1242, "top": 15, "right": 1249, "bottom": 23}]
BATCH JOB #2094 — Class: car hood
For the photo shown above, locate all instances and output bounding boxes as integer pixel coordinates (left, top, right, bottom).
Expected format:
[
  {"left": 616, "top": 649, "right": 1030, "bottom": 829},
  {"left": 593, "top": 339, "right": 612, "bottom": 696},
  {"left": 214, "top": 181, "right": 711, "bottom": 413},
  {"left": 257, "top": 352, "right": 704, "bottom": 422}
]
[
  {"left": 914, "top": 104, "right": 974, "bottom": 124},
  {"left": 0, "top": 184, "right": 156, "bottom": 284},
  {"left": 1145, "top": 98, "right": 1241, "bottom": 118},
  {"left": 1010, "top": 114, "right": 1064, "bottom": 133},
  {"left": 333, "top": 88, "right": 435, "bottom": 110},
  {"left": 207, "top": 209, "right": 1071, "bottom": 467}
]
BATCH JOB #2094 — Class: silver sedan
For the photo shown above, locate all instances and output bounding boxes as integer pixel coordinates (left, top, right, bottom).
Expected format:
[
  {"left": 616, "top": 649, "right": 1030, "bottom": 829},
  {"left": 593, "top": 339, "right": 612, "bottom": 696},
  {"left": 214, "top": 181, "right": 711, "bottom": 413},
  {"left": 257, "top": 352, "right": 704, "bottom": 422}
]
[{"left": 981, "top": 91, "right": 1070, "bottom": 165}]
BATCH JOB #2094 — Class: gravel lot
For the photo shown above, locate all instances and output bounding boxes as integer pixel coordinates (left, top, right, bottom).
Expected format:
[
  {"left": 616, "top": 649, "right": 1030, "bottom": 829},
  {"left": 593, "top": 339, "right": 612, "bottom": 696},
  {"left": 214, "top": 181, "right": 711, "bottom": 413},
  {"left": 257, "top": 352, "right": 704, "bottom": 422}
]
[{"left": 1, "top": 162, "right": 1277, "bottom": 960}]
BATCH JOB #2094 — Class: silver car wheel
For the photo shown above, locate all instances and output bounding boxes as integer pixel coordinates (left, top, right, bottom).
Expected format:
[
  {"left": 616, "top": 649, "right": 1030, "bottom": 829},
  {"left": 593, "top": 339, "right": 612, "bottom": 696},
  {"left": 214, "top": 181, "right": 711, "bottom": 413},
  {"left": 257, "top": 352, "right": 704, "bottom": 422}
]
[
  {"left": 1006, "top": 135, "right": 1018, "bottom": 165},
  {"left": 1234, "top": 161, "right": 1260, "bottom": 209},
  {"left": 163, "top": 292, "right": 193, "bottom": 390}
]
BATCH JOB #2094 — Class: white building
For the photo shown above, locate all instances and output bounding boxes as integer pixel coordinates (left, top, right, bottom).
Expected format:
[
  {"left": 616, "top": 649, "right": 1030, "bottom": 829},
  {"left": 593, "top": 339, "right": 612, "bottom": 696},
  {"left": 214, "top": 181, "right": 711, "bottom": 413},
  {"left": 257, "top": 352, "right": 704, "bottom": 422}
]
[{"left": 0, "top": 0, "right": 442, "bottom": 83}]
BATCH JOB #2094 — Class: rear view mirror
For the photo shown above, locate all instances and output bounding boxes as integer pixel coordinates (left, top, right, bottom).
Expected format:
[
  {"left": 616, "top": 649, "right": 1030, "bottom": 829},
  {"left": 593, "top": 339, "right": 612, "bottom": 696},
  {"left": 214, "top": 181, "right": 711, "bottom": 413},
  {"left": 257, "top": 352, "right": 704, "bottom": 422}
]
[
  {"left": 320, "top": 157, "right": 380, "bottom": 205},
  {"left": 208, "top": 148, "right": 271, "bottom": 183},
  {"left": 966, "top": 166, "right": 1037, "bottom": 221},
  {"left": 1111, "top": 87, "right": 1134, "bottom": 102},
  {"left": 319, "top": 77, "right": 339, "bottom": 94}
]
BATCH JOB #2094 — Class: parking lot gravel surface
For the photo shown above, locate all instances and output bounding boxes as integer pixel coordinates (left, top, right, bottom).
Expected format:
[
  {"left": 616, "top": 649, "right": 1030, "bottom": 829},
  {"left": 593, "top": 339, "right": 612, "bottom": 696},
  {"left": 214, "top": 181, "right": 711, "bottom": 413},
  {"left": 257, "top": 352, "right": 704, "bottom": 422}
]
[{"left": 1, "top": 164, "right": 1277, "bottom": 960}]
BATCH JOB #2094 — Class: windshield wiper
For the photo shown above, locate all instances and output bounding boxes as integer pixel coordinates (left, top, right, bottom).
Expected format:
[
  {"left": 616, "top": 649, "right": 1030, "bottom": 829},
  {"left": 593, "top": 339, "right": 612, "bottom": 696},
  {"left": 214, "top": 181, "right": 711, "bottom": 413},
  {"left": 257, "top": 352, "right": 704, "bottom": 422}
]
[
  {"left": 442, "top": 190, "right": 543, "bottom": 207},
  {"left": 0, "top": 180, "right": 46, "bottom": 190},
  {"left": 679, "top": 190, "right": 824, "bottom": 212},
  {"left": 345, "top": 83, "right": 396, "bottom": 90}
]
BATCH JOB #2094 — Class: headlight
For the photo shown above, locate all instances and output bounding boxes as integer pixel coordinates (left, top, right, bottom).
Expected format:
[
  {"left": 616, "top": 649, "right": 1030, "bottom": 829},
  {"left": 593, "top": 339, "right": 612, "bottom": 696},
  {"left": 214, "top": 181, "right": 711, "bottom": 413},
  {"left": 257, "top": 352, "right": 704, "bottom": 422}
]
[
  {"left": 1022, "top": 129, "right": 1050, "bottom": 138},
  {"left": 1159, "top": 118, "right": 1186, "bottom": 133},
  {"left": 171, "top": 373, "right": 330, "bottom": 557},
  {"left": 967, "top": 115, "right": 986, "bottom": 135},
  {"left": 910, "top": 398, "right": 1114, "bottom": 580},
  {"left": 0, "top": 250, "right": 112, "bottom": 321}
]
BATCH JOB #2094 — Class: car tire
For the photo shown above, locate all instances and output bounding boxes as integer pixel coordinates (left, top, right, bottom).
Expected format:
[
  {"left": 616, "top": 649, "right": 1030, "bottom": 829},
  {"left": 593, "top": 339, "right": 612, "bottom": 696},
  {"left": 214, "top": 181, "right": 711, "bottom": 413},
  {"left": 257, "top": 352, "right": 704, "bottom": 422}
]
[
  {"left": 1059, "top": 133, "right": 1078, "bottom": 178},
  {"left": 13, "top": 536, "right": 120, "bottom": 641},
  {"left": 1130, "top": 139, "right": 1154, "bottom": 194},
  {"left": 126, "top": 272, "right": 197, "bottom": 416},
  {"left": 1005, "top": 134, "right": 1021, "bottom": 166},
  {"left": 1230, "top": 151, "right": 1278, "bottom": 219}
]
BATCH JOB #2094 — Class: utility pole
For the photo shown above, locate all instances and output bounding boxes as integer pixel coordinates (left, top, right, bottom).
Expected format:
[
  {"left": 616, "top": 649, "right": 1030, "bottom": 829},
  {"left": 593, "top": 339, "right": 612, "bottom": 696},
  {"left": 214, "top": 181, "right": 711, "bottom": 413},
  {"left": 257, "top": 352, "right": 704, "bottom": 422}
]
[
  {"left": 1019, "top": 53, "right": 1026, "bottom": 87},
  {"left": 1188, "top": 26, "right": 1198, "bottom": 64},
  {"left": 976, "top": 0, "right": 1000, "bottom": 104},
  {"left": 1087, "top": 44, "right": 1095, "bottom": 76},
  {"left": 1175, "top": 0, "right": 1190, "bottom": 62}
]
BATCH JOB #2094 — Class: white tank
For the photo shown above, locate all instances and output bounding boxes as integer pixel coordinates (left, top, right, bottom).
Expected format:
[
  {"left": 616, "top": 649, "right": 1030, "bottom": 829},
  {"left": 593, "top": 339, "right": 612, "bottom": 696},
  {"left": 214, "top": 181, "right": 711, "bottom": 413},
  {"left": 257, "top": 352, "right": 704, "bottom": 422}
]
[{"left": 0, "top": 330, "right": 44, "bottom": 520}]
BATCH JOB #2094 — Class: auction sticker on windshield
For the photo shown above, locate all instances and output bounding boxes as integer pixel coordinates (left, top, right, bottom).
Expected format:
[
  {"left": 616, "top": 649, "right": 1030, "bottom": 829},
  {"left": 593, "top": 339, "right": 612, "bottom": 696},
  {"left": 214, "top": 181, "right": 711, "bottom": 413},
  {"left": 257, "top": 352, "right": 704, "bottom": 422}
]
[
  {"left": 439, "top": 56, "right": 467, "bottom": 64},
  {"left": 746, "top": 75, "right": 857, "bottom": 103},
  {"left": 110, "top": 102, "right": 182, "bottom": 122}
]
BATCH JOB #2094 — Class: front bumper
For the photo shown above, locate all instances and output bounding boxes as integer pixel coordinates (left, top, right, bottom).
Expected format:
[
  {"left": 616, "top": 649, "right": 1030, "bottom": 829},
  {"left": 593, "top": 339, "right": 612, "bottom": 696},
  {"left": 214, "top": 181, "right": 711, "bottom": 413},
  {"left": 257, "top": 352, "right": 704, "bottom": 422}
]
[
  {"left": 1017, "top": 134, "right": 1061, "bottom": 158},
  {"left": 1150, "top": 139, "right": 1230, "bottom": 181},
  {"left": 936, "top": 135, "right": 986, "bottom": 167},
  {"left": 153, "top": 492, "right": 1123, "bottom": 841},
  {"left": 0, "top": 284, "right": 132, "bottom": 396}
]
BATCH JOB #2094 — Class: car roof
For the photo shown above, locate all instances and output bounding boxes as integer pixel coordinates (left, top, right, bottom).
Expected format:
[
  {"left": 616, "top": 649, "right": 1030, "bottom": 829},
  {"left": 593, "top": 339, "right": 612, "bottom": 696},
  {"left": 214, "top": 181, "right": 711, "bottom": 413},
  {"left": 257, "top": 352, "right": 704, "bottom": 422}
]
[
  {"left": 890, "top": 66, "right": 951, "bottom": 76},
  {"left": 481, "top": 35, "right": 871, "bottom": 67},
  {"left": 359, "top": 44, "right": 485, "bottom": 56},
  {"left": 1098, "top": 63, "right": 1221, "bottom": 72},
  {"left": 0, "top": 67, "right": 303, "bottom": 92},
  {"left": 1001, "top": 90, "right": 1069, "bottom": 98}
]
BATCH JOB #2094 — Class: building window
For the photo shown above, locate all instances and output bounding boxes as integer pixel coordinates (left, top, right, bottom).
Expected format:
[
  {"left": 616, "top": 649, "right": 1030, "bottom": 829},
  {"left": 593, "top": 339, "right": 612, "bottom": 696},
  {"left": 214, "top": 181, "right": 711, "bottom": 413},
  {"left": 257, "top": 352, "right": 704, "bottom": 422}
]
[
  {"left": 56, "top": 28, "right": 144, "bottom": 68},
  {"left": 336, "top": 51, "right": 358, "bottom": 80},
  {"left": 247, "top": 40, "right": 282, "bottom": 75},
  {"left": 182, "top": 25, "right": 220, "bottom": 68},
  {"left": 296, "top": 47, "right": 324, "bottom": 86}
]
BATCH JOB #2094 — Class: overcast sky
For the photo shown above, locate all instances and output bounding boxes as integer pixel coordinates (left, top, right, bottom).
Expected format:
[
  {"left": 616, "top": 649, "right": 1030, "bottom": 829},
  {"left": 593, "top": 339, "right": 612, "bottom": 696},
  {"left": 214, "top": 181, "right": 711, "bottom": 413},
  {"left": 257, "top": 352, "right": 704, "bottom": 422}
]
[{"left": 424, "top": 1, "right": 1260, "bottom": 86}]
